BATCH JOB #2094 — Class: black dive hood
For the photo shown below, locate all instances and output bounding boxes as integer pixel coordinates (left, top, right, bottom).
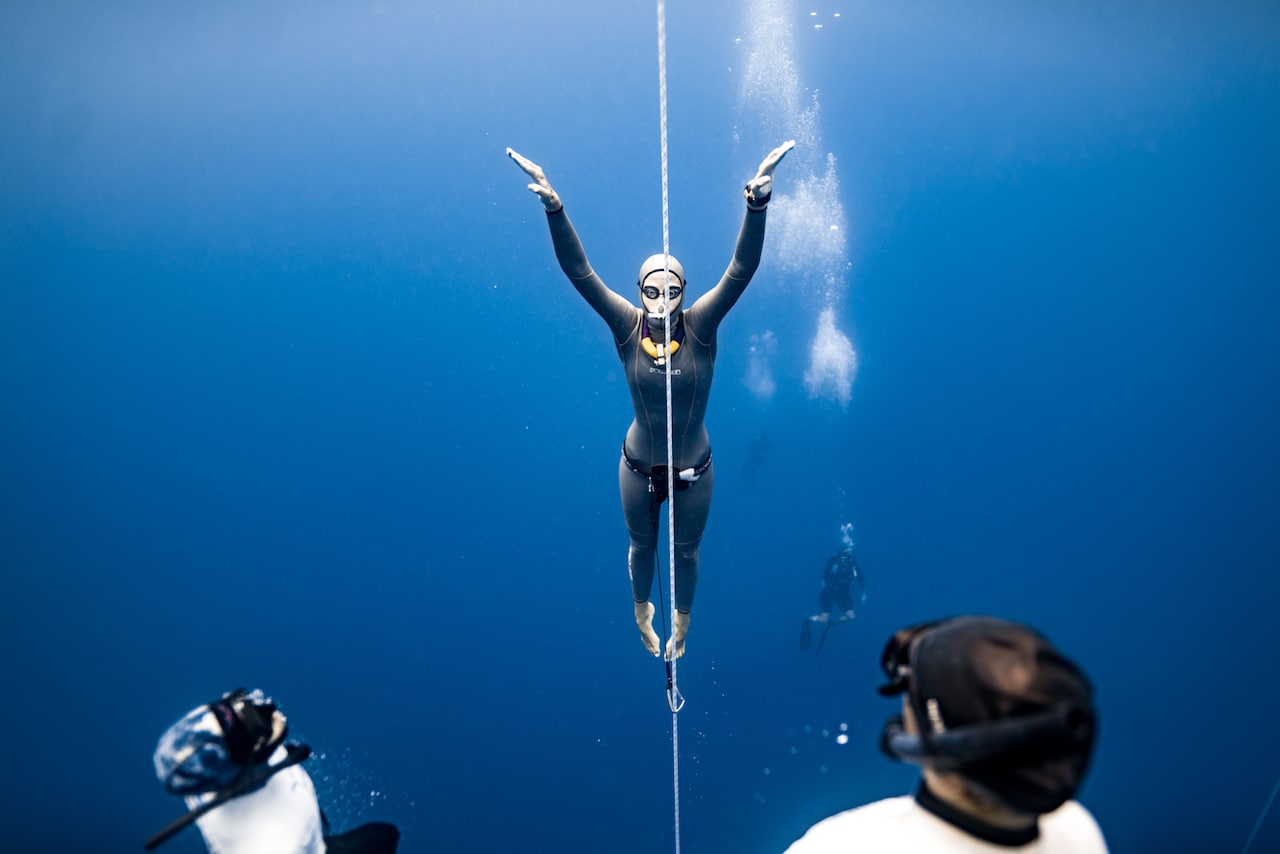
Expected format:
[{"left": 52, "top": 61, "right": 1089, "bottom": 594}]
[{"left": 876, "top": 616, "right": 1098, "bottom": 814}]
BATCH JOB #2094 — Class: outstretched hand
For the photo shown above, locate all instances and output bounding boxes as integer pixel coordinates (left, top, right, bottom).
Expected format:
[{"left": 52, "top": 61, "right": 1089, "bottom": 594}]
[
  {"left": 506, "top": 147, "right": 563, "bottom": 212},
  {"left": 745, "top": 139, "right": 796, "bottom": 207}
]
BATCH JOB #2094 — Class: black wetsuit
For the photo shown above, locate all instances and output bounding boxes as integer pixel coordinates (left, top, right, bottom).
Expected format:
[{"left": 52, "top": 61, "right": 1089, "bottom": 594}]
[
  {"left": 819, "top": 550, "right": 861, "bottom": 615},
  {"left": 544, "top": 204, "right": 767, "bottom": 613}
]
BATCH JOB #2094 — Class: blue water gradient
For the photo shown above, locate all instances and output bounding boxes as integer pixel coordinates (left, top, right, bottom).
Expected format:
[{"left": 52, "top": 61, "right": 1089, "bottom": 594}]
[{"left": 3, "top": 2, "right": 1279, "bottom": 851}]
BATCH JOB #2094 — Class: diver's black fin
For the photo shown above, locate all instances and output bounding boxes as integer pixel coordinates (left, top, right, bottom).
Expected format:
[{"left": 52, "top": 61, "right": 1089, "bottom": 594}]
[
  {"left": 799, "top": 618, "right": 812, "bottom": 651},
  {"left": 324, "top": 822, "right": 401, "bottom": 854},
  {"left": 815, "top": 621, "right": 834, "bottom": 654}
]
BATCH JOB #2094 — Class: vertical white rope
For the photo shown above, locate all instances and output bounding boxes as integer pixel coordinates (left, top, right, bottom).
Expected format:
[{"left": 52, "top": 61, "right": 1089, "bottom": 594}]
[
  {"left": 1243, "top": 771, "right": 1280, "bottom": 854},
  {"left": 656, "top": 3, "right": 681, "bottom": 854}
]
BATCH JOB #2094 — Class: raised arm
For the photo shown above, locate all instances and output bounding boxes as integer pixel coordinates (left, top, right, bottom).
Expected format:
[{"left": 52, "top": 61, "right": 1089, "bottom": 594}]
[
  {"left": 686, "top": 140, "right": 795, "bottom": 332},
  {"left": 507, "top": 147, "right": 635, "bottom": 336}
]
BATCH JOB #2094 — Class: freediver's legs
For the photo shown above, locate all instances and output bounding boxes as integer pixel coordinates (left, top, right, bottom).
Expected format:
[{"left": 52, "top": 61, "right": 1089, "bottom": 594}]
[
  {"left": 670, "top": 462, "right": 713, "bottom": 613},
  {"left": 666, "top": 610, "right": 690, "bottom": 661},
  {"left": 621, "top": 456, "right": 659, "bottom": 602},
  {"left": 634, "top": 600, "right": 661, "bottom": 656},
  {"left": 622, "top": 458, "right": 659, "bottom": 653},
  {"left": 619, "top": 456, "right": 715, "bottom": 655}
]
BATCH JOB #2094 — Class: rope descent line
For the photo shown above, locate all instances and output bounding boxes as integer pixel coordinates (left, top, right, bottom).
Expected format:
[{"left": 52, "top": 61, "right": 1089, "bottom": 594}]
[
  {"left": 1242, "top": 770, "right": 1280, "bottom": 854},
  {"left": 656, "top": 0, "right": 684, "bottom": 716},
  {"left": 656, "top": 3, "right": 684, "bottom": 854}
]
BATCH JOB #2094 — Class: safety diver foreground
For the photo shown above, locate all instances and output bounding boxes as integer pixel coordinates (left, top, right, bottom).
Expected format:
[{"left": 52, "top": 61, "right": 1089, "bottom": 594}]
[
  {"left": 784, "top": 616, "right": 1107, "bottom": 852},
  {"left": 149, "top": 689, "right": 400, "bottom": 854}
]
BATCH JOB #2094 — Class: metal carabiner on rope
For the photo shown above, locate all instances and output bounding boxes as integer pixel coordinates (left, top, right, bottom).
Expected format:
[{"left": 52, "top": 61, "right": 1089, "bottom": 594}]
[{"left": 665, "top": 661, "right": 686, "bottom": 713}]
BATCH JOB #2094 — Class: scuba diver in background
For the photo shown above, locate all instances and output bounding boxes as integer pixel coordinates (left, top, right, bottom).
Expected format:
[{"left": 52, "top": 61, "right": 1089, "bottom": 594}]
[
  {"left": 801, "top": 523, "right": 866, "bottom": 652},
  {"left": 507, "top": 140, "right": 795, "bottom": 661},
  {"left": 147, "top": 688, "right": 400, "bottom": 854}
]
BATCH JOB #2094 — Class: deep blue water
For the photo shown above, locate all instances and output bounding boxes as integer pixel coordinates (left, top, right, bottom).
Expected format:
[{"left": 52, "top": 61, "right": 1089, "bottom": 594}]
[{"left": 3, "top": 2, "right": 1279, "bottom": 852}]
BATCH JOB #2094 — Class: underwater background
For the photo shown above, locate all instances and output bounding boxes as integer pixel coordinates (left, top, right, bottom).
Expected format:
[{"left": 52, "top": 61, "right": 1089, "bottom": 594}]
[{"left": 3, "top": 1, "right": 1279, "bottom": 851}]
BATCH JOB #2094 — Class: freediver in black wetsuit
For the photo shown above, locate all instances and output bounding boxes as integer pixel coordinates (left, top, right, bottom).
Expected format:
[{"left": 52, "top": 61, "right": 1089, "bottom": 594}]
[{"left": 507, "top": 140, "right": 794, "bottom": 660}]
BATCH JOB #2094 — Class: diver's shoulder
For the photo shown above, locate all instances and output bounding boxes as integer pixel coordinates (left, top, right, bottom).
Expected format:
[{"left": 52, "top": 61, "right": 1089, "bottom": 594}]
[{"left": 1040, "top": 800, "right": 1108, "bottom": 852}]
